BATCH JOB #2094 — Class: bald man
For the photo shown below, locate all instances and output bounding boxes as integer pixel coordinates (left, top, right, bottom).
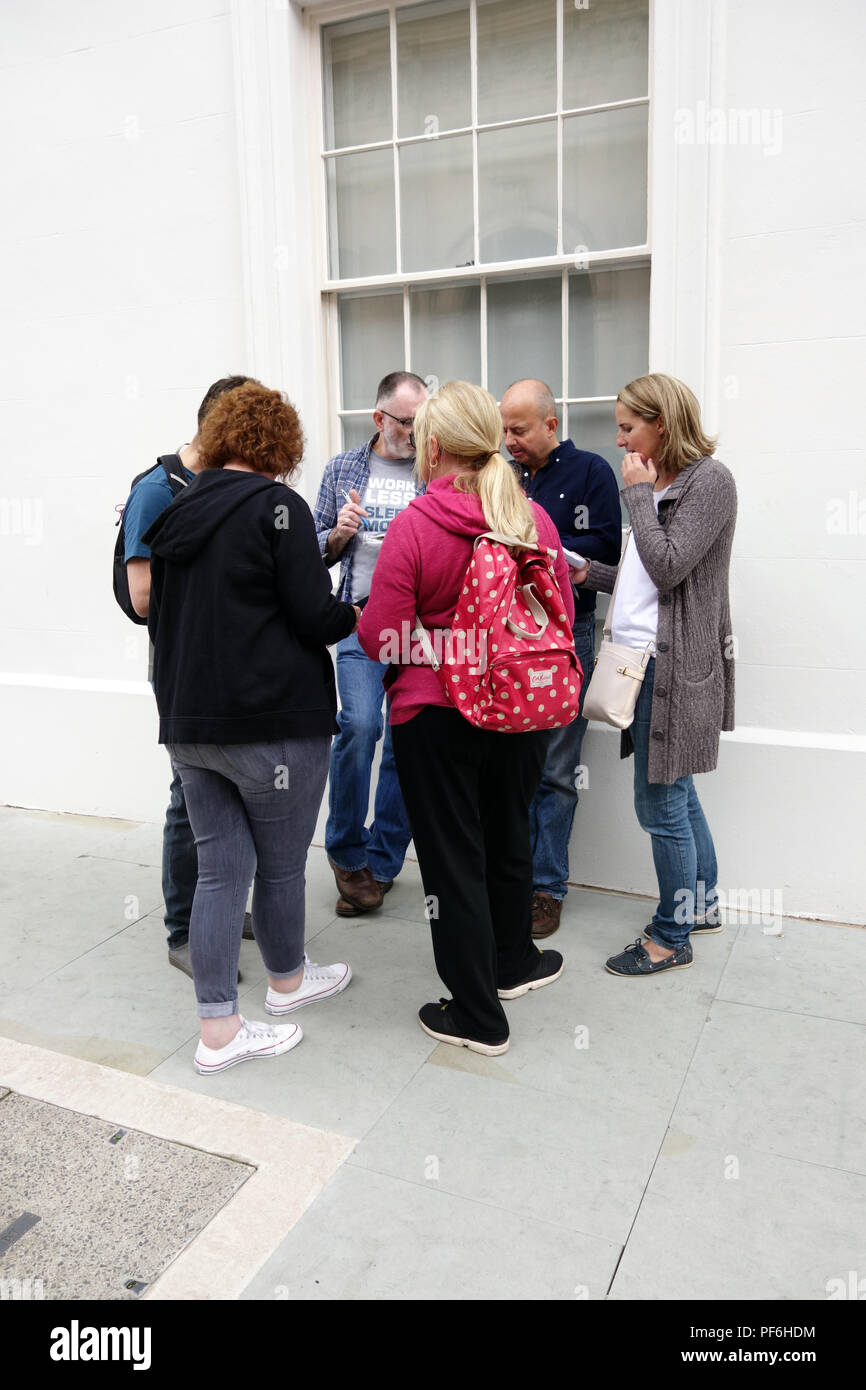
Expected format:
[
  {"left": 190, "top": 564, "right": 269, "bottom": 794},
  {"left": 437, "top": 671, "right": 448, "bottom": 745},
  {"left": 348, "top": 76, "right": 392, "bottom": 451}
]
[{"left": 500, "top": 379, "right": 622, "bottom": 938}]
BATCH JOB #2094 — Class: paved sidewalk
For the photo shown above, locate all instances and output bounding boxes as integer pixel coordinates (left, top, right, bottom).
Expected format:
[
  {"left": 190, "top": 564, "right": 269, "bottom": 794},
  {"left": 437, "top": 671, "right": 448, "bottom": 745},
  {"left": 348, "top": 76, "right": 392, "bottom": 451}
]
[{"left": 1, "top": 805, "right": 864, "bottom": 1300}]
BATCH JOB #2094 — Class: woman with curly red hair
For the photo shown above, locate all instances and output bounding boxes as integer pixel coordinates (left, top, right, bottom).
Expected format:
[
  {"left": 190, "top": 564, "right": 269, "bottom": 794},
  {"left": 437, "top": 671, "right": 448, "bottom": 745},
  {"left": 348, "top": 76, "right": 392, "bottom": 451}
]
[{"left": 144, "top": 381, "right": 360, "bottom": 1073}]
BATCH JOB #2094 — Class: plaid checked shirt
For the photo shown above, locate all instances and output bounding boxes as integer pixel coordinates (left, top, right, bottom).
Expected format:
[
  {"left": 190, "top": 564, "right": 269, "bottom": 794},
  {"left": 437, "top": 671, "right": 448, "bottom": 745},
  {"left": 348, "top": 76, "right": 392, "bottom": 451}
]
[{"left": 313, "top": 434, "right": 424, "bottom": 602}]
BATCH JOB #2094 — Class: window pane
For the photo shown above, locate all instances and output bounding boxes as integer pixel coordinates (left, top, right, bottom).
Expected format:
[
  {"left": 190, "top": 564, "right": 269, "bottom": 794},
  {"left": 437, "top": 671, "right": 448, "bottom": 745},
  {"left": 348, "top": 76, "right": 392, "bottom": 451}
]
[
  {"left": 397, "top": 0, "right": 471, "bottom": 138},
  {"left": 568, "top": 265, "right": 650, "bottom": 398},
  {"left": 328, "top": 149, "right": 396, "bottom": 279},
  {"left": 565, "top": 401, "right": 625, "bottom": 519},
  {"left": 479, "top": 122, "right": 556, "bottom": 263},
  {"left": 476, "top": 0, "right": 556, "bottom": 125},
  {"left": 341, "top": 415, "right": 376, "bottom": 452},
  {"left": 322, "top": 13, "right": 392, "bottom": 150},
  {"left": 339, "top": 292, "right": 404, "bottom": 409},
  {"left": 400, "top": 135, "right": 474, "bottom": 272},
  {"left": 563, "top": 0, "right": 649, "bottom": 109},
  {"left": 487, "top": 275, "right": 562, "bottom": 400},
  {"left": 410, "top": 283, "right": 481, "bottom": 387},
  {"left": 563, "top": 105, "right": 648, "bottom": 252}
]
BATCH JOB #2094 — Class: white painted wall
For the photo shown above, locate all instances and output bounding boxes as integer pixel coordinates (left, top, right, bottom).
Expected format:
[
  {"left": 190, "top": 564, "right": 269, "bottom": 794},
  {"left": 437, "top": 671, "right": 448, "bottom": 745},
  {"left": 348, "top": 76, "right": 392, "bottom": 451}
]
[
  {"left": 2, "top": 0, "right": 864, "bottom": 924},
  {"left": 0, "top": 0, "right": 247, "bottom": 816},
  {"left": 571, "top": 0, "right": 866, "bottom": 924}
]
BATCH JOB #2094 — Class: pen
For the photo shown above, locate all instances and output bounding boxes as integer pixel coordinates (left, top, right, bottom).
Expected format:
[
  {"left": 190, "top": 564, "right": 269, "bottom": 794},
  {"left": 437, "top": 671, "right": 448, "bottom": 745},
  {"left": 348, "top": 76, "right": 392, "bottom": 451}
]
[{"left": 341, "top": 489, "right": 371, "bottom": 529}]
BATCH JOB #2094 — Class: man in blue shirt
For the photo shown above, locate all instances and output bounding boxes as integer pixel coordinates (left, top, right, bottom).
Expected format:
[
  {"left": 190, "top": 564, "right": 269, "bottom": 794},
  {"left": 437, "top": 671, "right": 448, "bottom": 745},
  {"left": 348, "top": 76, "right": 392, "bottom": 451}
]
[
  {"left": 123, "top": 375, "right": 252, "bottom": 977},
  {"left": 314, "top": 371, "right": 427, "bottom": 917},
  {"left": 500, "top": 378, "right": 622, "bottom": 938}
]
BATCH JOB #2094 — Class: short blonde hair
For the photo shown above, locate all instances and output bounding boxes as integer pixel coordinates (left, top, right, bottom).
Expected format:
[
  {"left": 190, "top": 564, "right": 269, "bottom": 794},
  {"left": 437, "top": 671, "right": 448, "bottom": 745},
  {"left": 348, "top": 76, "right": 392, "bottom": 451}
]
[
  {"left": 618, "top": 374, "right": 717, "bottom": 474},
  {"left": 412, "top": 381, "right": 538, "bottom": 546}
]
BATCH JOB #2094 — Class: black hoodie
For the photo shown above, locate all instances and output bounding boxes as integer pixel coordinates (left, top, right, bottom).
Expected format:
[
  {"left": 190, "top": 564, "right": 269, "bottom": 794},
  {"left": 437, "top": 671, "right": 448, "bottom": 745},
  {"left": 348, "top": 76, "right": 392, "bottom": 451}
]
[{"left": 143, "top": 469, "right": 356, "bottom": 744}]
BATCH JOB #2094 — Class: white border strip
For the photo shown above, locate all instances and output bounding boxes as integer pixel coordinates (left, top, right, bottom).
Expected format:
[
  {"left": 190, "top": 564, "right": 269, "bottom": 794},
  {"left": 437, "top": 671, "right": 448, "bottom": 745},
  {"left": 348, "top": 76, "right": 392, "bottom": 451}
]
[{"left": 0, "top": 1038, "right": 355, "bottom": 1302}]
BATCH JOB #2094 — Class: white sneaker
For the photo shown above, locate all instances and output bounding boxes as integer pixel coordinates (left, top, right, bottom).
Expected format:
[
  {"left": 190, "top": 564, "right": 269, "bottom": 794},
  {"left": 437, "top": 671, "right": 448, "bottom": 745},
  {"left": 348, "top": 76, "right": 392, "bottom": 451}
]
[
  {"left": 265, "top": 955, "right": 352, "bottom": 1015},
  {"left": 194, "top": 1016, "right": 302, "bottom": 1074}
]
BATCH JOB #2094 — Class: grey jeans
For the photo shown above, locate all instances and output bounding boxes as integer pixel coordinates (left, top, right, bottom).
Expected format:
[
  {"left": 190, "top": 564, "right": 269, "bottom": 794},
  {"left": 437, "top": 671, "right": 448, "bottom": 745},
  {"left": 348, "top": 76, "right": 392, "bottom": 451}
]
[{"left": 167, "top": 737, "right": 330, "bottom": 1018}]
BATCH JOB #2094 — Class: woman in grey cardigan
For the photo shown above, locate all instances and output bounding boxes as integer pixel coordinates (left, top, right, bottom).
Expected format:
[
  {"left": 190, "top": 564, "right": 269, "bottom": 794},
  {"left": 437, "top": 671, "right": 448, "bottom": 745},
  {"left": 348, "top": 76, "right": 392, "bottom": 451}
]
[{"left": 571, "top": 374, "right": 737, "bottom": 976}]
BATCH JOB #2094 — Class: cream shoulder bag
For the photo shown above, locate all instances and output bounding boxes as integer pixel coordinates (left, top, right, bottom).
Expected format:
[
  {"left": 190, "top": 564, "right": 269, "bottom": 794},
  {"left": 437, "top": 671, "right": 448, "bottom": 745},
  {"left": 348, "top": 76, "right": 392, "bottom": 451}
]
[{"left": 581, "top": 529, "right": 653, "bottom": 730}]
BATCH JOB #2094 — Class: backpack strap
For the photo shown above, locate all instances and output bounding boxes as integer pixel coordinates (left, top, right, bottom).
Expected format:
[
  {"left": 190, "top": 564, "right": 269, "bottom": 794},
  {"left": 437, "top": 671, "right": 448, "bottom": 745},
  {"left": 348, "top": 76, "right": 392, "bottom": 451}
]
[
  {"left": 506, "top": 582, "right": 549, "bottom": 640},
  {"left": 157, "top": 454, "right": 190, "bottom": 497},
  {"left": 411, "top": 622, "right": 441, "bottom": 670},
  {"left": 473, "top": 529, "right": 526, "bottom": 551}
]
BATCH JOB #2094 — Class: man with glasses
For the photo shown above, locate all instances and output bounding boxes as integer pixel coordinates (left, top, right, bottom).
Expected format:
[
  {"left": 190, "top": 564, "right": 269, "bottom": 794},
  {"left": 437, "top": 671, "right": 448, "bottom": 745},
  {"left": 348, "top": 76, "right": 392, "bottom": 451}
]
[{"left": 314, "top": 371, "right": 428, "bottom": 916}]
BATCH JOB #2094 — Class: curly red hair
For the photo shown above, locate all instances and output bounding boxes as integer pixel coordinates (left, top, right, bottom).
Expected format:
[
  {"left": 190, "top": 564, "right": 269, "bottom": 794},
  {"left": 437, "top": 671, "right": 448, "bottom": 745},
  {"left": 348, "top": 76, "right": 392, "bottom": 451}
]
[{"left": 198, "top": 381, "right": 305, "bottom": 481}]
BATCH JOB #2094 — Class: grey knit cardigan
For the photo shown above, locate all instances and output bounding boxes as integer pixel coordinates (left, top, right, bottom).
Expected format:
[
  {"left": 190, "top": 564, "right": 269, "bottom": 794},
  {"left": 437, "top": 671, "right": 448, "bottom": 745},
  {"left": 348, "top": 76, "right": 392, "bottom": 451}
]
[{"left": 585, "top": 455, "right": 737, "bottom": 785}]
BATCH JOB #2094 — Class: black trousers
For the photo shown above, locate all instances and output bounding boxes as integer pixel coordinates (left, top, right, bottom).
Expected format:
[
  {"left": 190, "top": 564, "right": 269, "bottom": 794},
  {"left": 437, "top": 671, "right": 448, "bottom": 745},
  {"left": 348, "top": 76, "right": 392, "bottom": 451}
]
[{"left": 391, "top": 706, "right": 550, "bottom": 1041}]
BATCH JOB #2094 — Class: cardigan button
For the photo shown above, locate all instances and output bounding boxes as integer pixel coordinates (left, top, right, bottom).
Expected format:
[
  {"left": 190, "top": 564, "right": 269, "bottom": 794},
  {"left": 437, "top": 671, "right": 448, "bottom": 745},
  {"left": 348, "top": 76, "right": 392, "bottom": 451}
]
[
  {"left": 652, "top": 730, "right": 665, "bottom": 740},
  {"left": 655, "top": 686, "right": 667, "bottom": 697},
  {"left": 656, "top": 641, "right": 669, "bottom": 652}
]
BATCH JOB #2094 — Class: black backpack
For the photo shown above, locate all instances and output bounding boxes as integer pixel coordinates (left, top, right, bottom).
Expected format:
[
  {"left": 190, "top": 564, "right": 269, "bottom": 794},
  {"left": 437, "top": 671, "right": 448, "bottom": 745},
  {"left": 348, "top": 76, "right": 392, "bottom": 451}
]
[{"left": 113, "top": 455, "right": 188, "bottom": 624}]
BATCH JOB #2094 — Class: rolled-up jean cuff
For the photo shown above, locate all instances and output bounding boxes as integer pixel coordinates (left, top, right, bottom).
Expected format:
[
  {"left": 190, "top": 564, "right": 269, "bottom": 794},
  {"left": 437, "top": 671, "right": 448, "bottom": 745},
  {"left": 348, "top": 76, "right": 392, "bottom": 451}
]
[
  {"left": 197, "top": 998, "right": 239, "bottom": 1019},
  {"left": 264, "top": 956, "right": 306, "bottom": 980},
  {"left": 645, "top": 925, "right": 682, "bottom": 951}
]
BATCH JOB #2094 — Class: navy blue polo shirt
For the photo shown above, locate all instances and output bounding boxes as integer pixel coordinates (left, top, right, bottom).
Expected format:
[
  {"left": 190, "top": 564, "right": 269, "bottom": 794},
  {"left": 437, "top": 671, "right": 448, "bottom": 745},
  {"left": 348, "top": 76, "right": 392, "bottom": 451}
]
[{"left": 517, "top": 438, "right": 622, "bottom": 616}]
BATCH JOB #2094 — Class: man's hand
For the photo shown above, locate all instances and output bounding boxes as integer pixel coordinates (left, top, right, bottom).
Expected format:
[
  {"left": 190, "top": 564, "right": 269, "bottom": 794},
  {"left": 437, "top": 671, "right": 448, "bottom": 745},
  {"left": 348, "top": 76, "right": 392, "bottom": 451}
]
[
  {"left": 333, "top": 489, "right": 368, "bottom": 543},
  {"left": 568, "top": 560, "right": 590, "bottom": 587},
  {"left": 621, "top": 451, "right": 657, "bottom": 487}
]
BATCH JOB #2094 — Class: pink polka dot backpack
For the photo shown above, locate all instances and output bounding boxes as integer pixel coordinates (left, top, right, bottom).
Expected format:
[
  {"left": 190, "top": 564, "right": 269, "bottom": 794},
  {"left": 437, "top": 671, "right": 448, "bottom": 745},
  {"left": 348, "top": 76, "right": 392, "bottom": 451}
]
[{"left": 412, "top": 532, "right": 583, "bottom": 732}]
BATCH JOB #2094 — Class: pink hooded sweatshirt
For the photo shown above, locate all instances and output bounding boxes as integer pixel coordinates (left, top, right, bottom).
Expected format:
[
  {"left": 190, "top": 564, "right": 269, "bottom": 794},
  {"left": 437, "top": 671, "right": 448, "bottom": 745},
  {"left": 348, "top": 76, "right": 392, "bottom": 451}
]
[{"left": 357, "top": 474, "right": 576, "bottom": 725}]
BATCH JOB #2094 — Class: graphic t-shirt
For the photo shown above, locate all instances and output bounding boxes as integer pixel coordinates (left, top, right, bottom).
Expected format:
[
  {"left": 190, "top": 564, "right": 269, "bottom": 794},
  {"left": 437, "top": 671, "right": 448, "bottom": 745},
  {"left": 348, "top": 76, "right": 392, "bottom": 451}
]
[{"left": 349, "top": 453, "right": 418, "bottom": 602}]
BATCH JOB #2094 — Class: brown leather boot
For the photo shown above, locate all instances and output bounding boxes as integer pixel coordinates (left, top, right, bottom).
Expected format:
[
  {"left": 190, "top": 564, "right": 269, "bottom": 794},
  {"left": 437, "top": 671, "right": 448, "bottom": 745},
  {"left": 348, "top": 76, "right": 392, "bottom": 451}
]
[
  {"left": 328, "top": 858, "right": 384, "bottom": 914},
  {"left": 531, "top": 892, "right": 562, "bottom": 939}
]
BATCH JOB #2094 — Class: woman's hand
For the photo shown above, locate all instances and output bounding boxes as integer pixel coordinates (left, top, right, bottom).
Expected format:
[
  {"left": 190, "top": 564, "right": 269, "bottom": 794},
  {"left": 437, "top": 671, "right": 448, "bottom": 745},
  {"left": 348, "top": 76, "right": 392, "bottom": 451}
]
[
  {"left": 622, "top": 451, "right": 657, "bottom": 487},
  {"left": 351, "top": 604, "right": 362, "bottom": 631},
  {"left": 568, "top": 560, "right": 589, "bottom": 586}
]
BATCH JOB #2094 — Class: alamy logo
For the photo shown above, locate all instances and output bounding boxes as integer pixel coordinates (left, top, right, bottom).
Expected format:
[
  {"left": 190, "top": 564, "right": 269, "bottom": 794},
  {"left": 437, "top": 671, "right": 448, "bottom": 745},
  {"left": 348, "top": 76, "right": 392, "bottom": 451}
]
[
  {"left": 49, "top": 1321, "right": 152, "bottom": 1370},
  {"left": 0, "top": 1277, "right": 44, "bottom": 1300}
]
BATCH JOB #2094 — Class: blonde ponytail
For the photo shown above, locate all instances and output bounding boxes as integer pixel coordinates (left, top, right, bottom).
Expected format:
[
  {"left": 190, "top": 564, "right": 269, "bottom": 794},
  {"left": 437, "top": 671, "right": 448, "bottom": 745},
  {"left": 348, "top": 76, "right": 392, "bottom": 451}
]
[{"left": 413, "top": 382, "right": 538, "bottom": 547}]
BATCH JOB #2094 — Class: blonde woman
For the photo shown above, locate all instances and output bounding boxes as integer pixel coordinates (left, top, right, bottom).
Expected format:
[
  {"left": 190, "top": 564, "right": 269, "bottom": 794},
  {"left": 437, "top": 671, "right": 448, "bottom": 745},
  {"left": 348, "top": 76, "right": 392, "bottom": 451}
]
[
  {"left": 571, "top": 374, "right": 737, "bottom": 977},
  {"left": 357, "top": 381, "right": 575, "bottom": 1054}
]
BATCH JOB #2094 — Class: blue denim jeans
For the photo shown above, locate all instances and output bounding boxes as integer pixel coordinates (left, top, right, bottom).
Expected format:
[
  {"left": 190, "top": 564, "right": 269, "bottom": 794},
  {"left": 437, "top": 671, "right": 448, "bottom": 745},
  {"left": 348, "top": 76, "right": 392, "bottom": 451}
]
[
  {"left": 529, "top": 610, "right": 597, "bottom": 899},
  {"left": 631, "top": 658, "right": 719, "bottom": 949},
  {"left": 325, "top": 631, "right": 413, "bottom": 882},
  {"left": 162, "top": 767, "right": 198, "bottom": 948},
  {"left": 168, "top": 737, "right": 330, "bottom": 1018}
]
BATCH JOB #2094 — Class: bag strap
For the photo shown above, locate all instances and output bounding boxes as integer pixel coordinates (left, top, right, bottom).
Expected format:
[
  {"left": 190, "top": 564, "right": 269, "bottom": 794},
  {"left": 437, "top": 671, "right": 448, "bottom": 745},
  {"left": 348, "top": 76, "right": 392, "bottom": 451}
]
[
  {"left": 602, "top": 527, "right": 631, "bottom": 639},
  {"left": 505, "top": 582, "right": 549, "bottom": 640},
  {"left": 411, "top": 622, "right": 440, "bottom": 670},
  {"left": 600, "top": 527, "right": 653, "bottom": 671},
  {"left": 157, "top": 454, "right": 190, "bottom": 497}
]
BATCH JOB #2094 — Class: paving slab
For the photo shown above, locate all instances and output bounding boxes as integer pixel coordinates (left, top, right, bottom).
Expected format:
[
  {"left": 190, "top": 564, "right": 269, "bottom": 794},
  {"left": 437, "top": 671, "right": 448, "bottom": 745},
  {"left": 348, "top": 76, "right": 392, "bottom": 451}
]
[
  {"left": 0, "top": 913, "right": 202, "bottom": 1074},
  {"left": 717, "top": 917, "right": 866, "bottom": 1026},
  {"left": 241, "top": 1162, "right": 620, "bottom": 1301},
  {"left": 0, "top": 807, "right": 141, "bottom": 876},
  {"left": 672, "top": 999, "right": 866, "bottom": 1174},
  {"left": 150, "top": 912, "right": 440, "bottom": 1136},
  {"left": 608, "top": 1130, "right": 866, "bottom": 1301},
  {"left": 349, "top": 1060, "right": 669, "bottom": 1245},
  {"left": 0, "top": 854, "right": 164, "bottom": 995}
]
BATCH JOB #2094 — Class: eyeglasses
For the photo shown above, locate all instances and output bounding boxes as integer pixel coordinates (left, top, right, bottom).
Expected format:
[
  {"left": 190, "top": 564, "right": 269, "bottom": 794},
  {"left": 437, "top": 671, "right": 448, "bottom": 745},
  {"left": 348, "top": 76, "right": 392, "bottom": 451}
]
[{"left": 379, "top": 409, "right": 416, "bottom": 429}]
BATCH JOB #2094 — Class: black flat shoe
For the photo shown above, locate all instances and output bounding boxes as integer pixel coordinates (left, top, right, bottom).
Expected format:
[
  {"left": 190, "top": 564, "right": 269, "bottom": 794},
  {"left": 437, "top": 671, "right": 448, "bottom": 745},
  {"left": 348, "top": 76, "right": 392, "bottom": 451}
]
[
  {"left": 418, "top": 1000, "right": 509, "bottom": 1056},
  {"left": 605, "top": 937, "right": 693, "bottom": 977}
]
